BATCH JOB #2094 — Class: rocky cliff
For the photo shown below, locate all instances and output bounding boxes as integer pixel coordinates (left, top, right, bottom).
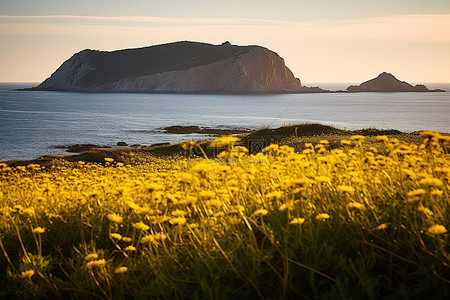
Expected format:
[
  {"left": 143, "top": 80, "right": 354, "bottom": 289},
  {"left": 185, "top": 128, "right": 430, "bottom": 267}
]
[
  {"left": 346, "top": 72, "right": 443, "bottom": 92},
  {"left": 32, "top": 41, "right": 306, "bottom": 93}
]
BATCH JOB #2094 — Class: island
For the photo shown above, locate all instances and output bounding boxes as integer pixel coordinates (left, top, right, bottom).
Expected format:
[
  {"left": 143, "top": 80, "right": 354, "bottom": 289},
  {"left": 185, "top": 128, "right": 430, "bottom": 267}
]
[
  {"left": 346, "top": 72, "right": 445, "bottom": 92},
  {"left": 28, "top": 41, "right": 325, "bottom": 94},
  {"left": 25, "top": 42, "right": 446, "bottom": 94}
]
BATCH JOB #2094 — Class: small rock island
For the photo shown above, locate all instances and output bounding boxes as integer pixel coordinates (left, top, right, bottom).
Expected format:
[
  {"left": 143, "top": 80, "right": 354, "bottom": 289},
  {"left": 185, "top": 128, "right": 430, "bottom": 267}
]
[
  {"left": 29, "top": 41, "right": 319, "bottom": 93},
  {"left": 346, "top": 72, "right": 444, "bottom": 92}
]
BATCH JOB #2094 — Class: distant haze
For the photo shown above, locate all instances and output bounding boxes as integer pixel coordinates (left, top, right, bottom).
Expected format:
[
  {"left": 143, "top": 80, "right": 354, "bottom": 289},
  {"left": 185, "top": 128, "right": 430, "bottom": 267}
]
[{"left": 1, "top": 0, "right": 450, "bottom": 84}]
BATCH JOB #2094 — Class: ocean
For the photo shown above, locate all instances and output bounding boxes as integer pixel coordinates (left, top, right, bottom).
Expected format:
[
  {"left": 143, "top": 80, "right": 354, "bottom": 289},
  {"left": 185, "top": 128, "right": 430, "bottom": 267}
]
[{"left": 1, "top": 82, "right": 449, "bottom": 161}]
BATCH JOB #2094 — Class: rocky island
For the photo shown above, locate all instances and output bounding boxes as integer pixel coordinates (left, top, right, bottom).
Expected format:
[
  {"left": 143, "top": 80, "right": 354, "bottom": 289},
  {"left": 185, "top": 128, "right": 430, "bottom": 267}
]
[
  {"left": 28, "top": 41, "right": 323, "bottom": 94},
  {"left": 346, "top": 72, "right": 445, "bottom": 92}
]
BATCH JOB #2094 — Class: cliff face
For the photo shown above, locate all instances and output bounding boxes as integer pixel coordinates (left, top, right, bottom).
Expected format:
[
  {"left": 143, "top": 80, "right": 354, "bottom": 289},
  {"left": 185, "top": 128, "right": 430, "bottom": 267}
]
[
  {"left": 346, "top": 72, "right": 433, "bottom": 92},
  {"left": 34, "top": 41, "right": 303, "bottom": 93}
]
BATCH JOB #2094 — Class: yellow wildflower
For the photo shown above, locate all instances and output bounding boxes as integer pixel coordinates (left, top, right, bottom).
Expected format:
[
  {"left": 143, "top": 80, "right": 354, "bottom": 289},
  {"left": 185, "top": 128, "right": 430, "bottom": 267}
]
[
  {"left": 347, "top": 202, "right": 365, "bottom": 210},
  {"left": 376, "top": 135, "right": 389, "bottom": 142},
  {"left": 188, "top": 223, "right": 199, "bottom": 229},
  {"left": 110, "top": 233, "right": 122, "bottom": 240},
  {"left": 122, "top": 237, "right": 132, "bottom": 243},
  {"left": 266, "top": 191, "right": 284, "bottom": 202},
  {"left": 155, "top": 233, "right": 168, "bottom": 241},
  {"left": 375, "top": 223, "right": 388, "bottom": 230},
  {"left": 431, "top": 189, "right": 443, "bottom": 196},
  {"left": 390, "top": 138, "right": 399, "bottom": 144},
  {"left": 403, "top": 169, "right": 417, "bottom": 179},
  {"left": 262, "top": 144, "right": 279, "bottom": 153},
  {"left": 171, "top": 209, "right": 188, "bottom": 217},
  {"left": 32, "top": 227, "right": 45, "bottom": 234},
  {"left": 22, "top": 208, "right": 35, "bottom": 215},
  {"left": 420, "top": 131, "right": 441, "bottom": 139},
  {"left": 304, "top": 143, "right": 314, "bottom": 149},
  {"left": 290, "top": 218, "right": 305, "bottom": 225},
  {"left": 407, "top": 189, "right": 426, "bottom": 203},
  {"left": 315, "top": 176, "right": 331, "bottom": 183},
  {"left": 179, "top": 196, "right": 197, "bottom": 205},
  {"left": 286, "top": 178, "right": 308, "bottom": 189},
  {"left": 169, "top": 217, "right": 187, "bottom": 225},
  {"left": 178, "top": 173, "right": 194, "bottom": 184},
  {"left": 85, "top": 253, "right": 99, "bottom": 261},
  {"left": 104, "top": 157, "right": 114, "bottom": 163},
  {"left": 127, "top": 201, "right": 141, "bottom": 211},
  {"left": 302, "top": 149, "right": 313, "bottom": 155},
  {"left": 428, "top": 224, "right": 447, "bottom": 235},
  {"left": 235, "top": 205, "right": 245, "bottom": 212},
  {"left": 337, "top": 185, "right": 356, "bottom": 194},
  {"left": 135, "top": 206, "right": 151, "bottom": 216},
  {"left": 20, "top": 270, "right": 35, "bottom": 279},
  {"left": 12, "top": 205, "right": 24, "bottom": 213},
  {"left": 107, "top": 213, "right": 123, "bottom": 224},
  {"left": 315, "top": 144, "right": 324, "bottom": 150},
  {"left": 253, "top": 209, "right": 269, "bottom": 217},
  {"left": 114, "top": 266, "right": 128, "bottom": 274},
  {"left": 199, "top": 190, "right": 216, "bottom": 199},
  {"left": 140, "top": 235, "right": 155, "bottom": 244},
  {"left": 369, "top": 147, "right": 378, "bottom": 153},
  {"left": 132, "top": 221, "right": 150, "bottom": 231},
  {"left": 279, "top": 201, "right": 295, "bottom": 212},
  {"left": 206, "top": 199, "right": 223, "bottom": 208},
  {"left": 419, "top": 177, "right": 443, "bottom": 188},
  {"left": 350, "top": 135, "right": 365, "bottom": 142},
  {"left": 144, "top": 183, "right": 164, "bottom": 193},
  {"left": 124, "top": 245, "right": 137, "bottom": 251},
  {"left": 86, "top": 259, "right": 106, "bottom": 269},
  {"left": 315, "top": 213, "right": 330, "bottom": 221}
]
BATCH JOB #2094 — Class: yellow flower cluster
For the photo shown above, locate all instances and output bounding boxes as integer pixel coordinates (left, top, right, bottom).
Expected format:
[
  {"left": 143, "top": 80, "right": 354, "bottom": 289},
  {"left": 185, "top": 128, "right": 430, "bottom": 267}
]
[
  {"left": 86, "top": 259, "right": 106, "bottom": 269},
  {"left": 1, "top": 131, "right": 448, "bottom": 285}
]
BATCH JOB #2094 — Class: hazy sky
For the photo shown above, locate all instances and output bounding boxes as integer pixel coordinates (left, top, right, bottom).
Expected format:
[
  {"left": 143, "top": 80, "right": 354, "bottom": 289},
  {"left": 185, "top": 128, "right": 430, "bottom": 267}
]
[{"left": 1, "top": 0, "right": 450, "bottom": 84}]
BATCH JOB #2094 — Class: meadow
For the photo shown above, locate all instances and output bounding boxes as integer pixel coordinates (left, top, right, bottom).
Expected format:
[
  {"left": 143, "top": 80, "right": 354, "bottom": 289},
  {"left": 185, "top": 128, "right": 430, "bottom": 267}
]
[{"left": 0, "top": 131, "right": 449, "bottom": 299}]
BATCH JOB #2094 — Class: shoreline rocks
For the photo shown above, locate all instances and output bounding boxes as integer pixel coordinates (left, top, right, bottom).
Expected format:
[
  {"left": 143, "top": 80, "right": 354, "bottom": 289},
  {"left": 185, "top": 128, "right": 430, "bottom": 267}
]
[
  {"left": 64, "top": 144, "right": 108, "bottom": 153},
  {"left": 162, "top": 125, "right": 253, "bottom": 135}
]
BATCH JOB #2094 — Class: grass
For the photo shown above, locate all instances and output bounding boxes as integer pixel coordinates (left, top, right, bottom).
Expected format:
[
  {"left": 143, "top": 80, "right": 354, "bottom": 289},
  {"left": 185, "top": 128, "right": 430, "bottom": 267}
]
[{"left": 0, "top": 125, "right": 449, "bottom": 299}]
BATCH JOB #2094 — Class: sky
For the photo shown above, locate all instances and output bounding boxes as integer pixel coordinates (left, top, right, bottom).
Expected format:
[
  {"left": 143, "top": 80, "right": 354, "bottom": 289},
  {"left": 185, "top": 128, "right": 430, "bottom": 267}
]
[{"left": 1, "top": 0, "right": 450, "bottom": 84}]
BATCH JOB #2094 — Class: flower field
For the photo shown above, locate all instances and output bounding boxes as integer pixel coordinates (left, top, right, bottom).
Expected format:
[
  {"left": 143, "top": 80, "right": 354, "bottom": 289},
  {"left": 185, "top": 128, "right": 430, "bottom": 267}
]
[{"left": 0, "top": 132, "right": 449, "bottom": 299}]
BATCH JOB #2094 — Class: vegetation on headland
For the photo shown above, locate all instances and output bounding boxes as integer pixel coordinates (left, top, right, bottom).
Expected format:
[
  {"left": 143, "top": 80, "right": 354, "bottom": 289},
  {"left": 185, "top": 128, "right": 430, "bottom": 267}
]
[
  {"left": 3, "top": 123, "right": 429, "bottom": 168},
  {"left": 0, "top": 124, "right": 449, "bottom": 299}
]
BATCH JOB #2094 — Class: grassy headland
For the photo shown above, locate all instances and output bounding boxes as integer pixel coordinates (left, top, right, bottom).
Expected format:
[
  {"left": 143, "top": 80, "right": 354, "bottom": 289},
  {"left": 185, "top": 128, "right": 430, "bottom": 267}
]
[{"left": 4, "top": 123, "right": 429, "bottom": 167}]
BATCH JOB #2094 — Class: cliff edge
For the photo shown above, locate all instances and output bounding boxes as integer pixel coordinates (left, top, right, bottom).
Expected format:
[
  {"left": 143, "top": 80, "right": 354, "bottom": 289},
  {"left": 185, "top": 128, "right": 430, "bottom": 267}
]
[
  {"left": 346, "top": 72, "right": 444, "bottom": 92},
  {"left": 31, "top": 41, "right": 308, "bottom": 93}
]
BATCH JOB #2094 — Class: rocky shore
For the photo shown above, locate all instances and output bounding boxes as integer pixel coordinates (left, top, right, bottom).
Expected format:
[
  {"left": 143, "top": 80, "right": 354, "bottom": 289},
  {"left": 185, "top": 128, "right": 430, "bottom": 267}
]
[
  {"left": 2, "top": 123, "right": 437, "bottom": 167},
  {"left": 162, "top": 125, "right": 253, "bottom": 135}
]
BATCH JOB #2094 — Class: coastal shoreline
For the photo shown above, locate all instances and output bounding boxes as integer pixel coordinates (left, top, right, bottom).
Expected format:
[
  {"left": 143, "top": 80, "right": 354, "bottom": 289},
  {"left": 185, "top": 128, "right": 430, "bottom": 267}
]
[{"left": 2, "top": 123, "right": 439, "bottom": 167}]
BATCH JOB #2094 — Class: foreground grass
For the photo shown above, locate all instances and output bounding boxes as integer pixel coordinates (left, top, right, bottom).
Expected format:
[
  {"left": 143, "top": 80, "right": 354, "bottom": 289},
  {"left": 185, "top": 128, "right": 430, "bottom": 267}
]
[{"left": 0, "top": 132, "right": 449, "bottom": 299}]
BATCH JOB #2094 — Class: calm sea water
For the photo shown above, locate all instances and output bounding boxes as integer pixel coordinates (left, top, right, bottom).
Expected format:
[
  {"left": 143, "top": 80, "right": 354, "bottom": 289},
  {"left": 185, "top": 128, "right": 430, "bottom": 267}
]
[{"left": 1, "top": 82, "right": 449, "bottom": 161}]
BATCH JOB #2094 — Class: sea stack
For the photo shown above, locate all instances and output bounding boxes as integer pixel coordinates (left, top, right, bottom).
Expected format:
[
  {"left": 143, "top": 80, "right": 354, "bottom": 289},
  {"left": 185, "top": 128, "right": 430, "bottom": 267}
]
[
  {"left": 31, "top": 41, "right": 305, "bottom": 93},
  {"left": 346, "top": 72, "right": 444, "bottom": 92}
]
